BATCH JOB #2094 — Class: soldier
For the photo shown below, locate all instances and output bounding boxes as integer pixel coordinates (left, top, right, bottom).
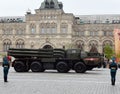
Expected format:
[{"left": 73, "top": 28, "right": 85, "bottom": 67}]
[
  {"left": 2, "top": 55, "right": 10, "bottom": 82},
  {"left": 7, "top": 55, "right": 11, "bottom": 63},
  {"left": 109, "top": 59, "right": 118, "bottom": 85}
]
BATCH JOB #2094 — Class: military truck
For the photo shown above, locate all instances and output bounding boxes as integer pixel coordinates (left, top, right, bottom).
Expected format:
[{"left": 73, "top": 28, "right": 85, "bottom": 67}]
[{"left": 8, "top": 48, "right": 103, "bottom": 73}]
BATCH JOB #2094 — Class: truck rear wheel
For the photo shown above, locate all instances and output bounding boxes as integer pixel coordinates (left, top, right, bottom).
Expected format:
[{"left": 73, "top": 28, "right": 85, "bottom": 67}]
[
  {"left": 30, "top": 61, "right": 44, "bottom": 72},
  {"left": 56, "top": 62, "right": 69, "bottom": 73},
  {"left": 74, "top": 62, "right": 86, "bottom": 73},
  {"left": 14, "top": 61, "right": 25, "bottom": 72}
]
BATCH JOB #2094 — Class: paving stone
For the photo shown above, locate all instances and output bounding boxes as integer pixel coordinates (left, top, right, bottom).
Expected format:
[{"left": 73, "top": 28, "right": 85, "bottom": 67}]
[{"left": 0, "top": 67, "right": 120, "bottom": 94}]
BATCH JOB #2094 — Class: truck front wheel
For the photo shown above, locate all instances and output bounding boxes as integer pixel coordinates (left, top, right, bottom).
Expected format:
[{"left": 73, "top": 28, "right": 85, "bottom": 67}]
[
  {"left": 14, "top": 61, "right": 25, "bottom": 72},
  {"left": 74, "top": 62, "right": 86, "bottom": 73},
  {"left": 30, "top": 61, "right": 44, "bottom": 72},
  {"left": 56, "top": 62, "right": 69, "bottom": 73}
]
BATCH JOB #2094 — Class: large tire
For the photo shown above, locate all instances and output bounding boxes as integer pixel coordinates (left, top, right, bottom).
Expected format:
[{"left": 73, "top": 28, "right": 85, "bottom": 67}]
[
  {"left": 30, "top": 61, "right": 44, "bottom": 72},
  {"left": 56, "top": 62, "right": 69, "bottom": 73},
  {"left": 14, "top": 61, "right": 25, "bottom": 72},
  {"left": 74, "top": 62, "right": 86, "bottom": 73}
]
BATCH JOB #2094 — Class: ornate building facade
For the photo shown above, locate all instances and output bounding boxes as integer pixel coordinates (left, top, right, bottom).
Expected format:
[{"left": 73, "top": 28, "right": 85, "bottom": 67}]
[{"left": 0, "top": 0, "right": 120, "bottom": 54}]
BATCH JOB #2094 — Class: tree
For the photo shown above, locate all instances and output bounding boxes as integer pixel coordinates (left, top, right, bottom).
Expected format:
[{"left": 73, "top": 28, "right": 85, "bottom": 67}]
[{"left": 104, "top": 44, "right": 114, "bottom": 59}]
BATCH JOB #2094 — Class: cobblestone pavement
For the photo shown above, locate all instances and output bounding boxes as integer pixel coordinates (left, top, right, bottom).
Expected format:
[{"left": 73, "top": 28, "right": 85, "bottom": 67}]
[{"left": 0, "top": 67, "right": 120, "bottom": 94}]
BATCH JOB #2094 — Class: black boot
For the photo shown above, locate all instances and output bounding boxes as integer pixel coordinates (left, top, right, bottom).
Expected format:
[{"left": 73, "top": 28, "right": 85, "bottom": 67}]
[
  {"left": 111, "top": 79, "right": 115, "bottom": 85},
  {"left": 4, "top": 76, "right": 8, "bottom": 82},
  {"left": 111, "top": 79, "right": 114, "bottom": 85},
  {"left": 113, "top": 79, "right": 115, "bottom": 85}
]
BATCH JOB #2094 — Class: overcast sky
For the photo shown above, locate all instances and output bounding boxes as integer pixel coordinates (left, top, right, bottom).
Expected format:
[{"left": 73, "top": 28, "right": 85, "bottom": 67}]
[{"left": 0, "top": 0, "right": 120, "bottom": 16}]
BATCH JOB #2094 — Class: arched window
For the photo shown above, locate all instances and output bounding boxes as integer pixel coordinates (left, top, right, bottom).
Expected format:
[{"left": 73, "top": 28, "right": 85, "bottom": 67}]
[
  {"left": 16, "top": 29, "right": 25, "bottom": 35},
  {"left": 46, "top": 27, "right": 50, "bottom": 34},
  {"left": 51, "top": 23, "right": 57, "bottom": 33},
  {"left": 76, "top": 40, "right": 84, "bottom": 50},
  {"left": 50, "top": 0, "right": 54, "bottom": 8},
  {"left": 30, "top": 24, "right": 36, "bottom": 34},
  {"left": 45, "top": 0, "right": 49, "bottom": 8},
  {"left": 61, "top": 26, "right": 68, "bottom": 34},
  {"left": 90, "top": 31, "right": 98, "bottom": 36},
  {"left": 3, "top": 28, "right": 12, "bottom": 35},
  {"left": 61, "top": 23, "right": 68, "bottom": 34},
  {"left": 89, "top": 40, "right": 98, "bottom": 53},
  {"left": 31, "top": 27, "right": 35, "bottom": 34},
  {"left": 3, "top": 39, "right": 12, "bottom": 52},
  {"left": 16, "top": 39, "right": 25, "bottom": 48},
  {"left": 61, "top": 27, "right": 67, "bottom": 33},
  {"left": 78, "top": 32, "right": 84, "bottom": 36},
  {"left": 51, "top": 27, "right": 56, "bottom": 33},
  {"left": 102, "top": 40, "right": 113, "bottom": 53}
]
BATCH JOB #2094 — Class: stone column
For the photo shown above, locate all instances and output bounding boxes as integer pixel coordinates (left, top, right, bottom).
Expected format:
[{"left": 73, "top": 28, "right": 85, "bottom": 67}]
[
  {"left": 0, "top": 30, "right": 2, "bottom": 51},
  {"left": 84, "top": 44, "right": 89, "bottom": 52},
  {"left": 36, "top": 23, "right": 39, "bottom": 35},
  {"left": 57, "top": 23, "right": 60, "bottom": 34},
  {"left": 25, "top": 39, "right": 30, "bottom": 48},
  {"left": 68, "top": 23, "right": 72, "bottom": 34},
  {"left": 99, "top": 31, "right": 103, "bottom": 36},
  {"left": 85, "top": 31, "right": 89, "bottom": 36},
  {"left": 12, "top": 29, "right": 16, "bottom": 48},
  {"left": 98, "top": 45, "right": 103, "bottom": 53},
  {"left": 25, "top": 24, "right": 30, "bottom": 48},
  {"left": 26, "top": 24, "right": 29, "bottom": 35},
  {"left": 0, "top": 29, "right": 2, "bottom": 34}
]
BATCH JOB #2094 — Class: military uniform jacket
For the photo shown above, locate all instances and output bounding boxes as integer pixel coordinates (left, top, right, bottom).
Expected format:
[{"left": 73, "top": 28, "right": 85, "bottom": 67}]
[
  {"left": 2, "top": 56, "right": 10, "bottom": 69},
  {"left": 109, "top": 62, "right": 118, "bottom": 72}
]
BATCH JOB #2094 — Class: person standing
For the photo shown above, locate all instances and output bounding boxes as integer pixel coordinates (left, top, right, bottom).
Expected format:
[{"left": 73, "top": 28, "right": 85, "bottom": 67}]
[
  {"left": 2, "top": 55, "right": 10, "bottom": 82},
  {"left": 109, "top": 59, "right": 118, "bottom": 85}
]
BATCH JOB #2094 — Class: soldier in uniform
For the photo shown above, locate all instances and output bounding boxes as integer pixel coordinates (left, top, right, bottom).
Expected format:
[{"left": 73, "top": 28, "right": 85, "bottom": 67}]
[
  {"left": 109, "top": 59, "right": 118, "bottom": 85},
  {"left": 2, "top": 55, "right": 10, "bottom": 82}
]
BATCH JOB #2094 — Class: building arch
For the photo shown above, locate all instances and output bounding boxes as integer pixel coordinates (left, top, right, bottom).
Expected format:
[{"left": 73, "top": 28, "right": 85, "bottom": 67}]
[
  {"left": 42, "top": 45, "right": 53, "bottom": 49},
  {"left": 41, "top": 42, "right": 55, "bottom": 49},
  {"left": 103, "top": 40, "right": 113, "bottom": 46},
  {"left": 101, "top": 37, "right": 114, "bottom": 44}
]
